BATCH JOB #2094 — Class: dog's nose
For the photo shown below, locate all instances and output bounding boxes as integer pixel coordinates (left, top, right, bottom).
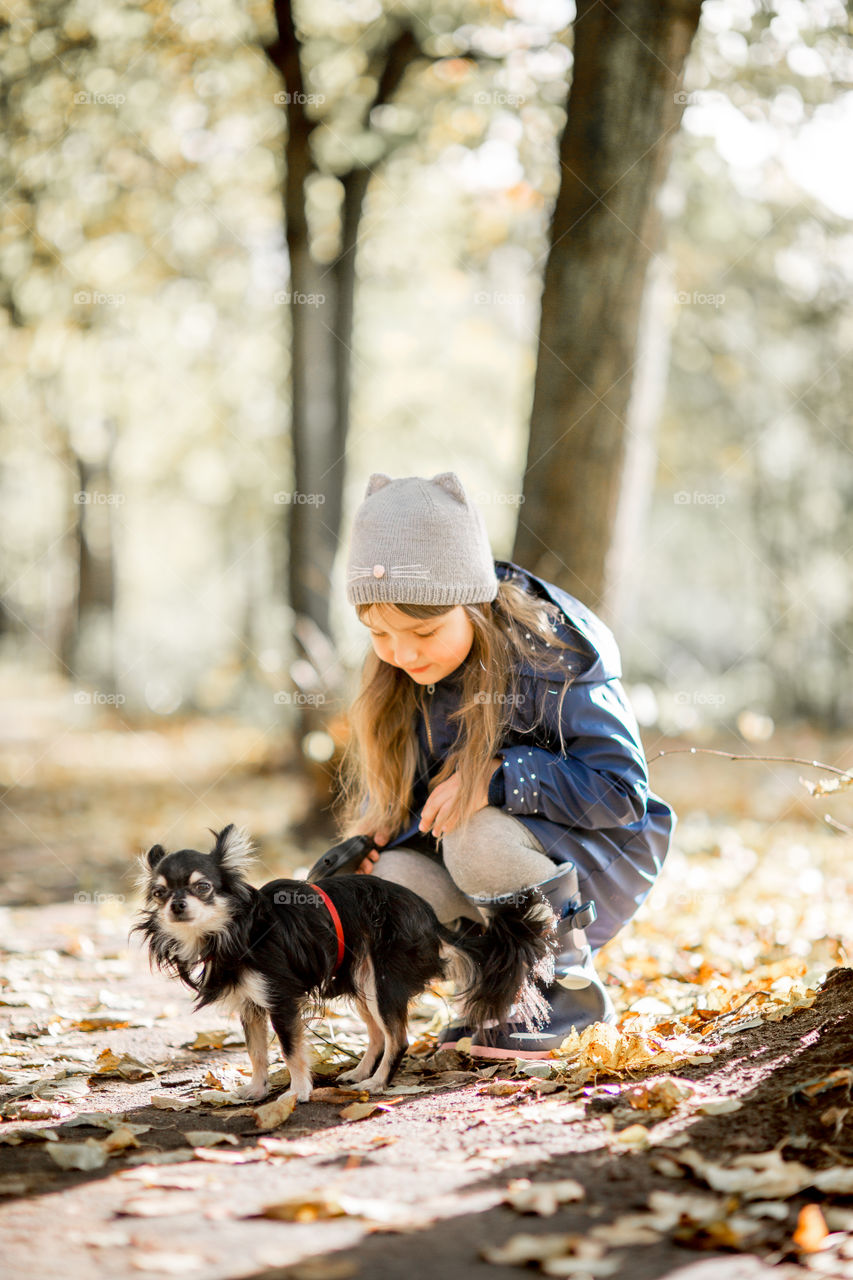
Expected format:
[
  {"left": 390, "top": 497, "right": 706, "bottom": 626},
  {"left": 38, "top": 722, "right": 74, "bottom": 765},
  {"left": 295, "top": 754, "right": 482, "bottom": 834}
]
[{"left": 170, "top": 897, "right": 187, "bottom": 916}]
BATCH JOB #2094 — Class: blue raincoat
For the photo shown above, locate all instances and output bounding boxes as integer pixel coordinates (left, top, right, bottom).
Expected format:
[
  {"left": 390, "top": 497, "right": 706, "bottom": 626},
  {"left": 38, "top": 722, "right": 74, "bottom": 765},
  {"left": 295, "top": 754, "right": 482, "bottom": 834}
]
[{"left": 381, "top": 559, "right": 676, "bottom": 950}]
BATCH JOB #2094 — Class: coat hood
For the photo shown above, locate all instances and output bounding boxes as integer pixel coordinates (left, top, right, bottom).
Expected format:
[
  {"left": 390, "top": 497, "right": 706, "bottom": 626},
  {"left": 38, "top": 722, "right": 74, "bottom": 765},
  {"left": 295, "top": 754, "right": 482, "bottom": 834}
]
[{"left": 495, "top": 559, "right": 622, "bottom": 683}]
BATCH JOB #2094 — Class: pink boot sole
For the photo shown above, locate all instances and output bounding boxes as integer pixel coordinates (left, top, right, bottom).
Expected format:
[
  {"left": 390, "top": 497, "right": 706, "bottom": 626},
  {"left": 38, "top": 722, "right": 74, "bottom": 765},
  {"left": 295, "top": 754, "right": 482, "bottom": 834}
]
[{"left": 467, "top": 1042, "right": 555, "bottom": 1061}]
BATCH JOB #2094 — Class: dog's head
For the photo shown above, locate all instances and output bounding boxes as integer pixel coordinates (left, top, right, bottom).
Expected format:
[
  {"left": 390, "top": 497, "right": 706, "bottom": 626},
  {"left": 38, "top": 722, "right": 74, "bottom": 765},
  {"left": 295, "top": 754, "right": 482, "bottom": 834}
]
[{"left": 136, "top": 824, "right": 255, "bottom": 959}]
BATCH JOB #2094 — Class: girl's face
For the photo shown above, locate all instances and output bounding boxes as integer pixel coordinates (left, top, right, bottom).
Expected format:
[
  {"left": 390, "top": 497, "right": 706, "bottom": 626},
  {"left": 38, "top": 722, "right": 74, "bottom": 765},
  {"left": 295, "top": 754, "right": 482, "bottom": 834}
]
[{"left": 363, "top": 604, "right": 475, "bottom": 684}]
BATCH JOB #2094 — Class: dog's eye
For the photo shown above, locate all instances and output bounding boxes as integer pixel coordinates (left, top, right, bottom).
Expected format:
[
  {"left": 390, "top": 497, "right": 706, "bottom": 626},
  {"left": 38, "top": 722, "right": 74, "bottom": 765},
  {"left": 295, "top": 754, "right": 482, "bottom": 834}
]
[
  {"left": 151, "top": 886, "right": 169, "bottom": 902},
  {"left": 194, "top": 881, "right": 212, "bottom": 894}
]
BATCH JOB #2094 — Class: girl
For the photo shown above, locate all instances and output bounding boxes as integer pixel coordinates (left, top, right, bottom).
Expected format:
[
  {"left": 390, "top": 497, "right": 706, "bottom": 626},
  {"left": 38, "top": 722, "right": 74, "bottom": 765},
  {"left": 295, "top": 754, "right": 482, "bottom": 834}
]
[{"left": 335, "top": 470, "right": 676, "bottom": 1059}]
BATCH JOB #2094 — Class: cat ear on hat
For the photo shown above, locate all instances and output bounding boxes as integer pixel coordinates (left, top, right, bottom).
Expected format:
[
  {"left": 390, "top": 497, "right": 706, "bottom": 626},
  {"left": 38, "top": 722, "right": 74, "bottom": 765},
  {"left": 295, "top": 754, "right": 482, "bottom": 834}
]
[
  {"left": 365, "top": 473, "right": 393, "bottom": 497},
  {"left": 430, "top": 472, "right": 467, "bottom": 504}
]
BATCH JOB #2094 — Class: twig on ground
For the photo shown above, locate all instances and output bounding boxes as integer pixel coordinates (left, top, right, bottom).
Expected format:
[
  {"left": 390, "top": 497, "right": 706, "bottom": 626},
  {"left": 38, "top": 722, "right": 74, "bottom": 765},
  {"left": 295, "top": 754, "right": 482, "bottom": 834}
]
[{"left": 697, "top": 992, "right": 765, "bottom": 1038}]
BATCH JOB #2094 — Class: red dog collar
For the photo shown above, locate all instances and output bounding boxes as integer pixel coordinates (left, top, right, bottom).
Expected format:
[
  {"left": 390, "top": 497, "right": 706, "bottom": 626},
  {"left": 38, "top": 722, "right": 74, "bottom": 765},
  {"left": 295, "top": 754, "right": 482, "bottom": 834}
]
[{"left": 310, "top": 883, "right": 345, "bottom": 973}]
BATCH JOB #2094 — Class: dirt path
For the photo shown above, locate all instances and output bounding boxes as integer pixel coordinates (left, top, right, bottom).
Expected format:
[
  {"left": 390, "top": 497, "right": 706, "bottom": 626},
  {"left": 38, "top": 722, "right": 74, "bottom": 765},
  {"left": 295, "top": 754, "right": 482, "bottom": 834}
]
[{"left": 1, "top": 901, "right": 851, "bottom": 1280}]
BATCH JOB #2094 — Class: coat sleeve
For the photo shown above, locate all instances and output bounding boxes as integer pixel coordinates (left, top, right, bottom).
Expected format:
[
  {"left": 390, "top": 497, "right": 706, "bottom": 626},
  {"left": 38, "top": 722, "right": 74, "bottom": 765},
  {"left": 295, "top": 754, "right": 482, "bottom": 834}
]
[{"left": 492, "top": 677, "right": 650, "bottom": 830}]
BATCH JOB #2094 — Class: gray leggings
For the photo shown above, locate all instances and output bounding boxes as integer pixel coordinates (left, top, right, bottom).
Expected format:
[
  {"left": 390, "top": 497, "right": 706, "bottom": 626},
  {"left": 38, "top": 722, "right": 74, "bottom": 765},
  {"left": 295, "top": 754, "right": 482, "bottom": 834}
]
[{"left": 371, "top": 806, "right": 557, "bottom": 925}]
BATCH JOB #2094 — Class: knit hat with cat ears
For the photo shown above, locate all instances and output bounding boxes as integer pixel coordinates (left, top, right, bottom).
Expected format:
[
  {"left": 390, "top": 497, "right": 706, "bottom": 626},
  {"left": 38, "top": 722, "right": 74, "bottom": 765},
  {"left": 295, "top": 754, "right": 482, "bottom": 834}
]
[{"left": 345, "top": 472, "right": 498, "bottom": 606}]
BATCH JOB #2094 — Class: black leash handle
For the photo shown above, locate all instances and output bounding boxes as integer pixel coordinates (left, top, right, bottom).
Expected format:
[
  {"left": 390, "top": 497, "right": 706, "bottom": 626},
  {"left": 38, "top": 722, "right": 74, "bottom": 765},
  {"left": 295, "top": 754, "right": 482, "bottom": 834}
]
[{"left": 304, "top": 834, "right": 375, "bottom": 882}]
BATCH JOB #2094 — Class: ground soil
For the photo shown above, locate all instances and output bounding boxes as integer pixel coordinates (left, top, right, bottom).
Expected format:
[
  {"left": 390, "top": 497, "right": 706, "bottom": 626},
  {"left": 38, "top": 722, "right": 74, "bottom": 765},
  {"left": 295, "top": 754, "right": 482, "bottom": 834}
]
[
  {"left": 1, "top": 705, "right": 852, "bottom": 1279},
  {"left": 0, "top": 896, "right": 850, "bottom": 1280}
]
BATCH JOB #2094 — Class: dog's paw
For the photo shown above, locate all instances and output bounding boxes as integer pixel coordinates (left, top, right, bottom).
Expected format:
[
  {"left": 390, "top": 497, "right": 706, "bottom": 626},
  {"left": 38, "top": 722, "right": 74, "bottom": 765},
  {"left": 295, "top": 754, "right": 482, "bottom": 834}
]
[
  {"left": 336, "top": 1067, "right": 364, "bottom": 1085},
  {"left": 236, "top": 1081, "right": 269, "bottom": 1102},
  {"left": 356, "top": 1075, "right": 389, "bottom": 1094},
  {"left": 285, "top": 1084, "right": 313, "bottom": 1103}
]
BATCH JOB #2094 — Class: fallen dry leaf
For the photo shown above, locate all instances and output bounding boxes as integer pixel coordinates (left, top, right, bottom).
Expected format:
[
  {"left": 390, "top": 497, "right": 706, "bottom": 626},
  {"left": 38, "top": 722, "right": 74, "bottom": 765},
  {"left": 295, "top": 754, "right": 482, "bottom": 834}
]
[
  {"left": 482, "top": 1232, "right": 583, "bottom": 1265},
  {"left": 335, "top": 1195, "right": 433, "bottom": 1231},
  {"left": 3, "top": 1099, "right": 71, "bottom": 1121},
  {"left": 71, "top": 1015, "right": 132, "bottom": 1032},
  {"left": 433, "top": 1070, "right": 479, "bottom": 1085},
  {"left": 673, "top": 1148, "right": 853, "bottom": 1200},
  {"left": 252, "top": 1092, "right": 297, "bottom": 1130},
  {"left": 259, "top": 1195, "right": 348, "bottom": 1222},
  {"left": 819, "top": 1105, "right": 849, "bottom": 1136},
  {"left": 186, "top": 1030, "right": 233, "bottom": 1050},
  {"left": 623, "top": 1076, "right": 697, "bottom": 1114},
  {"left": 673, "top": 1218, "right": 761, "bottom": 1250},
  {"left": 102, "top": 1126, "right": 142, "bottom": 1153},
  {"left": 124, "top": 1150, "right": 197, "bottom": 1166},
  {"left": 339, "top": 1101, "right": 380, "bottom": 1121},
  {"left": 482, "top": 1232, "right": 614, "bottom": 1274},
  {"left": 535, "top": 1258, "right": 620, "bottom": 1276},
  {"left": 648, "top": 1155, "right": 687, "bottom": 1179},
  {"left": 514, "top": 1061, "right": 555, "bottom": 1079},
  {"left": 554, "top": 1021, "right": 720, "bottom": 1075},
  {"left": 195, "top": 1089, "right": 245, "bottom": 1107},
  {"left": 695, "top": 1098, "right": 743, "bottom": 1115},
  {"left": 812, "top": 1167, "right": 853, "bottom": 1194},
  {"left": 256, "top": 1135, "right": 312, "bottom": 1158},
  {"left": 183, "top": 1131, "right": 239, "bottom": 1147},
  {"left": 310, "top": 1087, "right": 369, "bottom": 1103},
  {"left": 792, "top": 1203, "right": 830, "bottom": 1253},
  {"left": 590, "top": 1216, "right": 662, "bottom": 1246},
  {"left": 645, "top": 1189, "right": 731, "bottom": 1230},
  {"left": 48, "top": 1139, "right": 108, "bottom": 1170},
  {"left": 611, "top": 1123, "right": 652, "bottom": 1150},
  {"left": 744, "top": 1201, "right": 791, "bottom": 1221},
  {"left": 92, "top": 1049, "right": 154, "bottom": 1080},
  {"left": 191, "top": 1146, "right": 269, "bottom": 1164},
  {"left": 0, "top": 1126, "right": 59, "bottom": 1144},
  {"left": 150, "top": 1094, "right": 194, "bottom": 1111},
  {"left": 795, "top": 1067, "right": 853, "bottom": 1099},
  {"left": 34, "top": 1076, "right": 92, "bottom": 1103},
  {"left": 62, "top": 1111, "right": 115, "bottom": 1129},
  {"left": 504, "top": 1178, "right": 586, "bottom": 1215}
]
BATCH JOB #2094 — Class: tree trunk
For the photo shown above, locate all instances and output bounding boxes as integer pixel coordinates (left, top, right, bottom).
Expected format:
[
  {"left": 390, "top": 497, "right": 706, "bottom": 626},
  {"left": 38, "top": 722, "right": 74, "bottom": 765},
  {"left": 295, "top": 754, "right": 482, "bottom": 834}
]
[
  {"left": 515, "top": 0, "right": 703, "bottom": 616},
  {"left": 270, "top": 0, "right": 342, "bottom": 642},
  {"left": 72, "top": 451, "right": 117, "bottom": 690},
  {"left": 267, "top": 6, "right": 420, "bottom": 651}
]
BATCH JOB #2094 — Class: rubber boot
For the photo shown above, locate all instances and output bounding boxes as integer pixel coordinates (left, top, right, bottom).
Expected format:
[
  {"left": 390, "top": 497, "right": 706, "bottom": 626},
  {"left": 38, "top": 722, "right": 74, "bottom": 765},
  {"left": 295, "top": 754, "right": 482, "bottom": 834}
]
[{"left": 467, "top": 862, "right": 615, "bottom": 1060}]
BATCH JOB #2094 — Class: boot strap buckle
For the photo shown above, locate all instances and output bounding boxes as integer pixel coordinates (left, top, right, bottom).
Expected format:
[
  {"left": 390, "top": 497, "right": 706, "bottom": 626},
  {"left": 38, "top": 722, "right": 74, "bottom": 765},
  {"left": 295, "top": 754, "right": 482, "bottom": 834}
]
[{"left": 562, "top": 899, "right": 596, "bottom": 931}]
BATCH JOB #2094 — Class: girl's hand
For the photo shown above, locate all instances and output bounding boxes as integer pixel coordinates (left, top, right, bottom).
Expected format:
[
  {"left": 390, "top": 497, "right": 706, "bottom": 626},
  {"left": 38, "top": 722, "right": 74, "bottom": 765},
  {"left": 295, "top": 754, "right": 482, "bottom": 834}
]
[
  {"left": 355, "top": 826, "right": 391, "bottom": 875},
  {"left": 419, "top": 759, "right": 503, "bottom": 839}
]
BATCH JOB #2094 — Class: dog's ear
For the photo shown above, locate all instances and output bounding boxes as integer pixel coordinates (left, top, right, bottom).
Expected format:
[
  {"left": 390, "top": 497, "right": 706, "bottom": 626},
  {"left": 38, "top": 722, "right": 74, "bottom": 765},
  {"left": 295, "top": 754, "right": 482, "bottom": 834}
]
[
  {"left": 209, "top": 824, "right": 255, "bottom": 874},
  {"left": 147, "top": 844, "right": 167, "bottom": 869}
]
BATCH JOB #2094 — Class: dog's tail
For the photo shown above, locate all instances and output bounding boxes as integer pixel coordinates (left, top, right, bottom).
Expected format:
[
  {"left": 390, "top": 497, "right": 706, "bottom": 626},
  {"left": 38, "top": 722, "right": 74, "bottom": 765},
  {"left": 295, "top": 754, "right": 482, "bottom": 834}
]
[{"left": 438, "top": 889, "right": 557, "bottom": 1033}]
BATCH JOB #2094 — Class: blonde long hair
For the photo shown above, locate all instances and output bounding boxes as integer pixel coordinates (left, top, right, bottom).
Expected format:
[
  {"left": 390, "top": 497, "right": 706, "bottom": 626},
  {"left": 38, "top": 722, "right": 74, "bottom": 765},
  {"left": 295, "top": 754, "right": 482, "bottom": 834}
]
[{"left": 334, "top": 571, "right": 588, "bottom": 842}]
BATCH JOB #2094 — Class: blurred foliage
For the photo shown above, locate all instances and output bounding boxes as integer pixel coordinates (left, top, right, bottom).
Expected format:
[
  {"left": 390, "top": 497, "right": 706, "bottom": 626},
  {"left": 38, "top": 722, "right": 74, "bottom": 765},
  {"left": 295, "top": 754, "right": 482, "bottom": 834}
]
[
  {"left": 0, "top": 0, "right": 851, "bottom": 732},
  {"left": 635, "top": 0, "right": 853, "bottom": 732},
  {"left": 0, "top": 0, "right": 290, "bottom": 716}
]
